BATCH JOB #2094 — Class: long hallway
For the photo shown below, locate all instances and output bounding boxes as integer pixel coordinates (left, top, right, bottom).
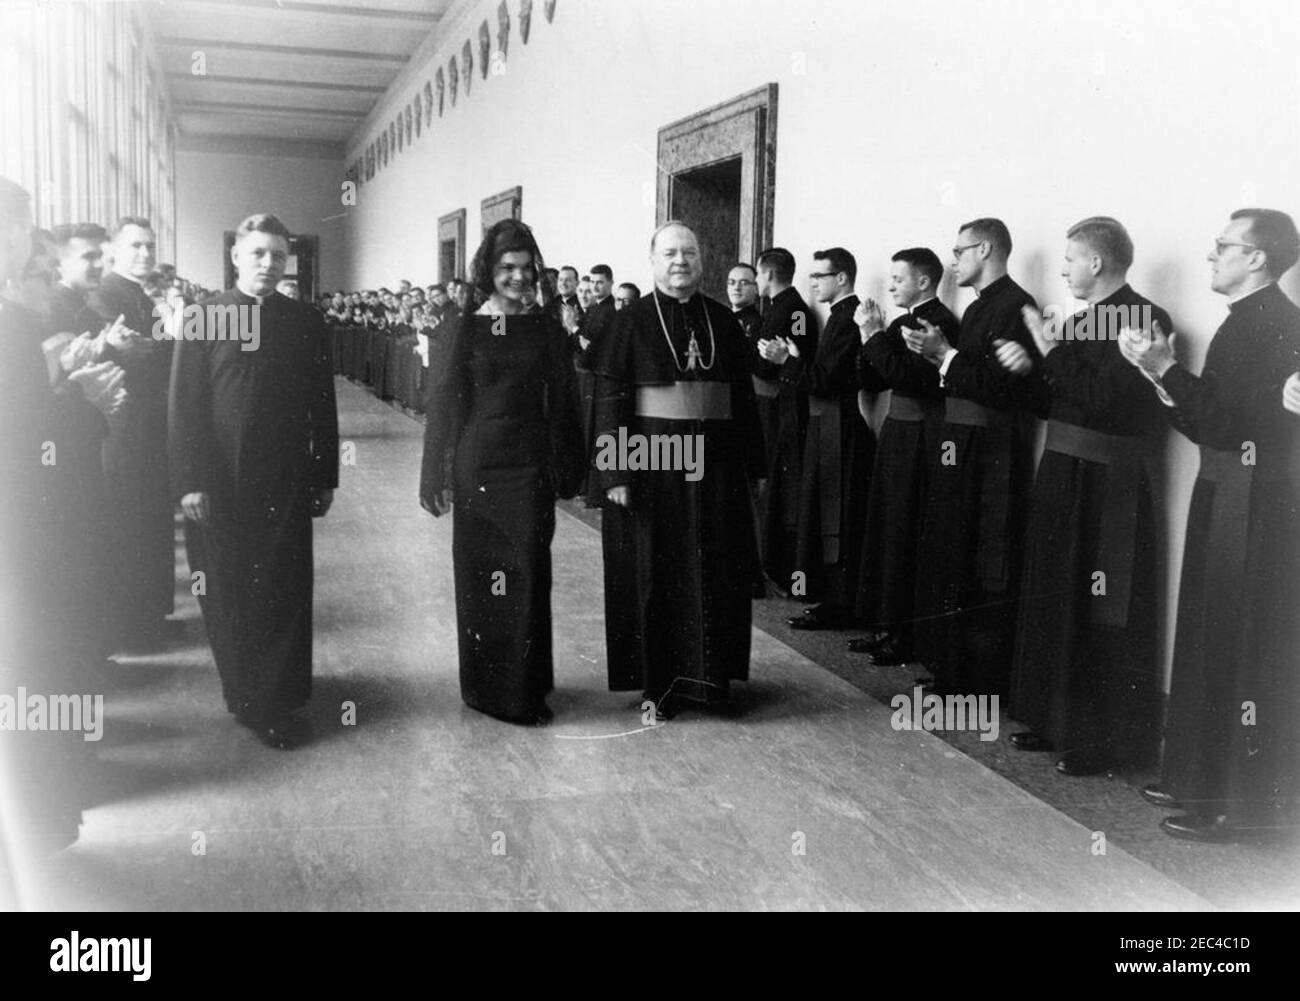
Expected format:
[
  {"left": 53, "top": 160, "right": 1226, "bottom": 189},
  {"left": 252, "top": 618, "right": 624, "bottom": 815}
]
[{"left": 8, "top": 380, "right": 1227, "bottom": 911}]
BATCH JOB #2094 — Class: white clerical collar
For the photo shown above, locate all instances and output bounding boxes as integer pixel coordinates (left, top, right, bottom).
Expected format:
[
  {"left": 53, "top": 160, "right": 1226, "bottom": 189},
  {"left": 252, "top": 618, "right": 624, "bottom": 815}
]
[
  {"left": 236, "top": 284, "right": 268, "bottom": 304},
  {"left": 830, "top": 290, "right": 855, "bottom": 308},
  {"left": 908, "top": 296, "right": 937, "bottom": 313},
  {"left": 1228, "top": 281, "right": 1275, "bottom": 306}
]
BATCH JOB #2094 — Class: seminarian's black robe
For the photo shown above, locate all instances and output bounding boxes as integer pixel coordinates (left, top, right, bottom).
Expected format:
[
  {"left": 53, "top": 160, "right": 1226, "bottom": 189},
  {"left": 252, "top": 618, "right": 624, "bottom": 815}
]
[
  {"left": 781, "top": 294, "right": 873, "bottom": 614},
  {"left": 0, "top": 301, "right": 93, "bottom": 848},
  {"left": 168, "top": 289, "right": 339, "bottom": 721},
  {"left": 591, "top": 289, "right": 764, "bottom": 707},
  {"left": 916, "top": 274, "right": 1044, "bottom": 696},
  {"left": 87, "top": 271, "right": 175, "bottom": 637},
  {"left": 754, "top": 286, "right": 818, "bottom": 588},
  {"left": 48, "top": 283, "right": 115, "bottom": 655},
  {"left": 1157, "top": 282, "right": 1300, "bottom": 824},
  {"left": 854, "top": 297, "right": 960, "bottom": 646},
  {"left": 420, "top": 309, "right": 584, "bottom": 720},
  {"left": 1008, "top": 285, "right": 1171, "bottom": 763},
  {"left": 574, "top": 295, "right": 617, "bottom": 504}
]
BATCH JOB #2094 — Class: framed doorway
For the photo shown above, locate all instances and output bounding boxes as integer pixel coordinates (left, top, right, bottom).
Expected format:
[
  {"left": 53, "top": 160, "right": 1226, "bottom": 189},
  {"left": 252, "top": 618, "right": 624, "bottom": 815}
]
[
  {"left": 656, "top": 84, "right": 777, "bottom": 301},
  {"left": 223, "top": 231, "right": 319, "bottom": 302},
  {"left": 438, "top": 208, "right": 467, "bottom": 284}
]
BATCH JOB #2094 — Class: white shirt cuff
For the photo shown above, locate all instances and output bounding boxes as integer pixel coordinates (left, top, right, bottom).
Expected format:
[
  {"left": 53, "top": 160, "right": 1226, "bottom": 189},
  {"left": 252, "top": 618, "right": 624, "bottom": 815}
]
[{"left": 937, "top": 348, "right": 958, "bottom": 387}]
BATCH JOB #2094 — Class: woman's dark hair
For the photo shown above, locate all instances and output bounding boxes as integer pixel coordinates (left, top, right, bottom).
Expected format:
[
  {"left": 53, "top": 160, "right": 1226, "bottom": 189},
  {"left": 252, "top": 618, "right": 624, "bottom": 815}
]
[{"left": 469, "top": 218, "right": 552, "bottom": 303}]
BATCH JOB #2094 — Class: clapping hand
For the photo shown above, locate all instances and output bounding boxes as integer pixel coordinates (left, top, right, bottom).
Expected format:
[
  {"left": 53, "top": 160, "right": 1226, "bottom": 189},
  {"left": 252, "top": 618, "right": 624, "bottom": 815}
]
[
  {"left": 1283, "top": 372, "right": 1300, "bottom": 416},
  {"left": 758, "top": 336, "right": 794, "bottom": 363},
  {"left": 1021, "top": 304, "right": 1055, "bottom": 358},
  {"left": 67, "top": 360, "right": 127, "bottom": 416},
  {"left": 1118, "top": 318, "right": 1176, "bottom": 380},
  {"left": 993, "top": 339, "right": 1033, "bottom": 375},
  {"left": 854, "top": 298, "right": 886, "bottom": 344},
  {"left": 901, "top": 316, "right": 950, "bottom": 364}
]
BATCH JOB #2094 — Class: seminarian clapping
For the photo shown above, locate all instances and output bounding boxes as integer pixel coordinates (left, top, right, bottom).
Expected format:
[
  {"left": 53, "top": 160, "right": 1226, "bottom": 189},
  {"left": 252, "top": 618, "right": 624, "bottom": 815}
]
[
  {"left": 994, "top": 217, "right": 1172, "bottom": 776},
  {"left": 904, "top": 218, "right": 1045, "bottom": 698},
  {"left": 589, "top": 221, "right": 765, "bottom": 718},
  {"left": 168, "top": 213, "right": 340, "bottom": 750},
  {"left": 1118, "top": 208, "right": 1300, "bottom": 843},
  {"left": 849, "top": 248, "right": 960, "bottom": 666}
]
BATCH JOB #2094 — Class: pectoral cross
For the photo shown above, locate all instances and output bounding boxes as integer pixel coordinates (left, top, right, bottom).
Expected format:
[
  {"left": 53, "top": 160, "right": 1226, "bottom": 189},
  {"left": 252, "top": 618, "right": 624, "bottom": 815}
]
[{"left": 684, "top": 330, "right": 703, "bottom": 371}]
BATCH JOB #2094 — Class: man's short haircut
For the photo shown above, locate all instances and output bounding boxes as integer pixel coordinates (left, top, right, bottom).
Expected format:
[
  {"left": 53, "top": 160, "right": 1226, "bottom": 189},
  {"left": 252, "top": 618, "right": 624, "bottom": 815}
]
[
  {"left": 429, "top": 283, "right": 446, "bottom": 294},
  {"left": 649, "top": 219, "right": 696, "bottom": 255},
  {"left": 813, "top": 246, "right": 857, "bottom": 284},
  {"left": 959, "top": 217, "right": 1012, "bottom": 258},
  {"left": 234, "top": 213, "right": 291, "bottom": 243},
  {"left": 590, "top": 264, "right": 613, "bottom": 281},
  {"left": 890, "top": 248, "right": 943, "bottom": 289},
  {"left": 730, "top": 262, "right": 757, "bottom": 278},
  {"left": 52, "top": 222, "right": 109, "bottom": 248},
  {"left": 0, "top": 176, "right": 31, "bottom": 228},
  {"left": 756, "top": 247, "right": 796, "bottom": 284},
  {"left": 559, "top": 265, "right": 578, "bottom": 278},
  {"left": 618, "top": 282, "right": 641, "bottom": 297},
  {"left": 1231, "top": 207, "right": 1300, "bottom": 278},
  {"left": 543, "top": 267, "right": 559, "bottom": 280},
  {"left": 1066, "top": 216, "right": 1134, "bottom": 272},
  {"left": 111, "top": 216, "right": 154, "bottom": 240}
]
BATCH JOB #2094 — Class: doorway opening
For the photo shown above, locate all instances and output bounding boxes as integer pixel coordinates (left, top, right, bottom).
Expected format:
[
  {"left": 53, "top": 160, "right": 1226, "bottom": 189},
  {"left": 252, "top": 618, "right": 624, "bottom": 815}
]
[{"left": 670, "top": 157, "right": 743, "bottom": 301}]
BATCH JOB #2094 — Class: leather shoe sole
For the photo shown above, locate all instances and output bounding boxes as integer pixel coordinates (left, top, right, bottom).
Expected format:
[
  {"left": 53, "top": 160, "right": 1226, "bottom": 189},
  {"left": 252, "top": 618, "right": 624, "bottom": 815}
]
[
  {"left": 1160, "top": 814, "right": 1256, "bottom": 844},
  {"left": 1140, "top": 785, "right": 1182, "bottom": 809},
  {"left": 1009, "top": 731, "right": 1054, "bottom": 752}
]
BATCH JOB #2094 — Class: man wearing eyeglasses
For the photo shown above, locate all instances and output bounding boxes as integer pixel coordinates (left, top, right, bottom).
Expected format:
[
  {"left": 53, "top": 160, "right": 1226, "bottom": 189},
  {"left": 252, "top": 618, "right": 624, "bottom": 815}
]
[
  {"left": 1119, "top": 208, "right": 1300, "bottom": 844},
  {"left": 902, "top": 218, "right": 1044, "bottom": 698},
  {"left": 762, "top": 248, "right": 874, "bottom": 631}
]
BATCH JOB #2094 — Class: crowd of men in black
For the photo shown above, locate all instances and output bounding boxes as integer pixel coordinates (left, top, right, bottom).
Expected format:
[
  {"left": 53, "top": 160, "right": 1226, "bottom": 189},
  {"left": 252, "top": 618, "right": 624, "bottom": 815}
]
[
  {"left": 2, "top": 159, "right": 1298, "bottom": 854},
  {"left": 329, "top": 213, "right": 1300, "bottom": 848}
]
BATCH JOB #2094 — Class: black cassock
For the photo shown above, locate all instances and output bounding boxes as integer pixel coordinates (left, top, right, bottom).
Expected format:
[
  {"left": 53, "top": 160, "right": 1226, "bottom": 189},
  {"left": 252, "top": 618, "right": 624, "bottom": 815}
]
[
  {"left": 854, "top": 297, "right": 960, "bottom": 648},
  {"left": 1008, "top": 285, "right": 1171, "bottom": 763},
  {"left": 591, "top": 289, "right": 764, "bottom": 708},
  {"left": 781, "top": 294, "right": 874, "bottom": 614},
  {"left": 1157, "top": 282, "right": 1300, "bottom": 824},
  {"left": 574, "top": 295, "right": 617, "bottom": 504},
  {"left": 420, "top": 310, "right": 584, "bottom": 720},
  {"left": 168, "top": 290, "right": 339, "bottom": 721},
  {"left": 916, "top": 274, "right": 1044, "bottom": 696},
  {"left": 86, "top": 272, "right": 174, "bottom": 637},
  {"left": 754, "top": 287, "right": 818, "bottom": 587}
]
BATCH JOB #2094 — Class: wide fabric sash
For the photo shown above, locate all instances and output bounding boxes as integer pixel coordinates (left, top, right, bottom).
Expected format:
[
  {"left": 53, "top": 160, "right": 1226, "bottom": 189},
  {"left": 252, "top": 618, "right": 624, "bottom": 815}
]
[
  {"left": 1044, "top": 419, "right": 1147, "bottom": 628},
  {"left": 635, "top": 382, "right": 732, "bottom": 420},
  {"left": 887, "top": 394, "right": 936, "bottom": 422}
]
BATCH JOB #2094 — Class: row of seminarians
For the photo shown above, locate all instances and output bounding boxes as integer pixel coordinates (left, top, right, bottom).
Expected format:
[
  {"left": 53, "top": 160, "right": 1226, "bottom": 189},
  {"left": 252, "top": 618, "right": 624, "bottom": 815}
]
[{"left": 708, "top": 211, "right": 1299, "bottom": 845}]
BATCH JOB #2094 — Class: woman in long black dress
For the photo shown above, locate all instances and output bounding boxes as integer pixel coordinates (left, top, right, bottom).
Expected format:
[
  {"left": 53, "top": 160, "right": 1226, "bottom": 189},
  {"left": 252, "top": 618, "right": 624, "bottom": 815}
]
[{"left": 420, "top": 220, "right": 584, "bottom": 724}]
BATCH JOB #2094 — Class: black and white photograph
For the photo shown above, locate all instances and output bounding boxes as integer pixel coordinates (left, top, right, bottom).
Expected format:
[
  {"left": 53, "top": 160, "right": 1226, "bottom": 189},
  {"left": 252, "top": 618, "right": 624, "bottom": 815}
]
[{"left": 1, "top": 0, "right": 1298, "bottom": 945}]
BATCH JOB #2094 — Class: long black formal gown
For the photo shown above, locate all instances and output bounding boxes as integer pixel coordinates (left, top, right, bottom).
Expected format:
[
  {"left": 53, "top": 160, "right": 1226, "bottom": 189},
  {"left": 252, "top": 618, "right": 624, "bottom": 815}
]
[
  {"left": 168, "top": 289, "right": 339, "bottom": 722},
  {"left": 1157, "top": 282, "right": 1300, "bottom": 825},
  {"left": 420, "top": 308, "right": 584, "bottom": 720},
  {"left": 1008, "top": 285, "right": 1171, "bottom": 764}
]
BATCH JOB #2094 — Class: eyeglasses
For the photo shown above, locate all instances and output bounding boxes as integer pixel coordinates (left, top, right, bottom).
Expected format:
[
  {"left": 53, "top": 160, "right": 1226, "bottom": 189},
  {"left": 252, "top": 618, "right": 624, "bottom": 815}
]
[
  {"left": 808, "top": 272, "right": 840, "bottom": 280},
  {"left": 951, "top": 242, "right": 984, "bottom": 258},
  {"left": 1214, "top": 240, "right": 1258, "bottom": 255}
]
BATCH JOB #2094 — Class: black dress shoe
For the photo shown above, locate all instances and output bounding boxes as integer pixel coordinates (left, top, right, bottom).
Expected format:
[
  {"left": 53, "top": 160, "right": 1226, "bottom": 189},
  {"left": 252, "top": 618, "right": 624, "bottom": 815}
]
[
  {"left": 1056, "top": 751, "right": 1110, "bottom": 776},
  {"left": 847, "top": 631, "right": 891, "bottom": 654},
  {"left": 1009, "top": 731, "right": 1054, "bottom": 752},
  {"left": 868, "top": 638, "right": 912, "bottom": 667},
  {"left": 1160, "top": 813, "right": 1254, "bottom": 844},
  {"left": 1140, "top": 785, "right": 1181, "bottom": 809}
]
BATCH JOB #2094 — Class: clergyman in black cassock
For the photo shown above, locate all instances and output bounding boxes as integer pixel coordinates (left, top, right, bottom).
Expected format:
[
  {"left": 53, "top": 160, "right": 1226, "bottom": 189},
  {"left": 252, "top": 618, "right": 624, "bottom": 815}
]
[
  {"left": 1121, "top": 209, "right": 1300, "bottom": 840},
  {"left": 420, "top": 221, "right": 584, "bottom": 724},
  {"left": 852, "top": 263, "right": 960, "bottom": 663},
  {"left": 591, "top": 222, "right": 764, "bottom": 715},
  {"left": 169, "top": 216, "right": 338, "bottom": 743},
  {"left": 753, "top": 253, "right": 818, "bottom": 590},
  {"left": 909, "top": 220, "right": 1045, "bottom": 697},
  {"left": 1005, "top": 221, "right": 1171, "bottom": 774},
  {"left": 86, "top": 225, "right": 176, "bottom": 646}
]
